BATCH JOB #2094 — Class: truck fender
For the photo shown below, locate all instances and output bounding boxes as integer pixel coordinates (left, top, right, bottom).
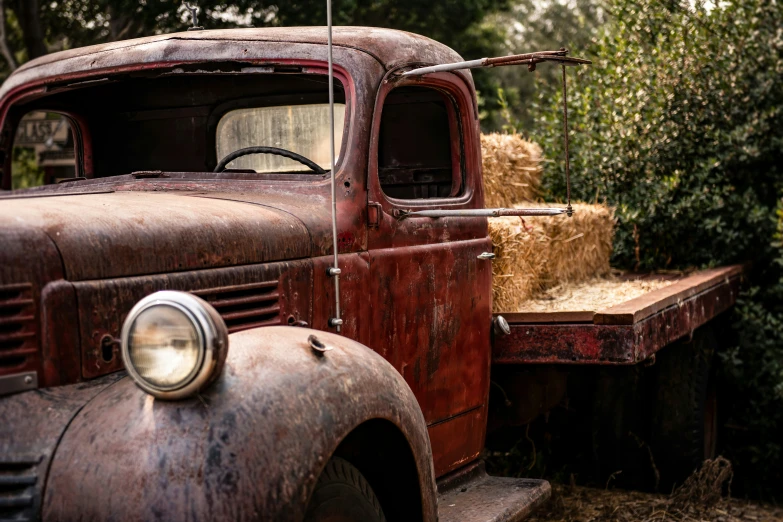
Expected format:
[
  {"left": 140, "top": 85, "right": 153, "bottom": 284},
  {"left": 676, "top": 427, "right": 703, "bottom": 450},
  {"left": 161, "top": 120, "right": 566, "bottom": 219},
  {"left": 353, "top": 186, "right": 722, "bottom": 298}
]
[
  {"left": 0, "top": 373, "right": 124, "bottom": 522},
  {"left": 42, "top": 326, "right": 438, "bottom": 522}
]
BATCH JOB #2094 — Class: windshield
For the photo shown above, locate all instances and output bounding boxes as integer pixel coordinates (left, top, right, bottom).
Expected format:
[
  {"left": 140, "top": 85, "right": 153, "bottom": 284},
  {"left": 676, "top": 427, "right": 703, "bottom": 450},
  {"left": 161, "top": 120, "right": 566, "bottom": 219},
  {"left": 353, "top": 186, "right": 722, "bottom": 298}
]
[
  {"left": 1, "top": 72, "right": 348, "bottom": 190},
  {"left": 216, "top": 104, "right": 345, "bottom": 173}
]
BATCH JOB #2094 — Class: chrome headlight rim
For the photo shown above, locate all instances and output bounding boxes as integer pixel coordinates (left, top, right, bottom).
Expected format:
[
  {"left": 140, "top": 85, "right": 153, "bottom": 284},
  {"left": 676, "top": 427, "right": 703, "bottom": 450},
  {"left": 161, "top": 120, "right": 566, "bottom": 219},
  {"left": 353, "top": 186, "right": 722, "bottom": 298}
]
[{"left": 121, "top": 291, "right": 228, "bottom": 400}]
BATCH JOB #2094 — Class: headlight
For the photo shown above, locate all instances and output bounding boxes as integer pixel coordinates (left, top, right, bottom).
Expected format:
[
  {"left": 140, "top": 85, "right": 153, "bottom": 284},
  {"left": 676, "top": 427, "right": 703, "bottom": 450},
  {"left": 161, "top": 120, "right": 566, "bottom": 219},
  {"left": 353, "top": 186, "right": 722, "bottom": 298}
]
[{"left": 121, "top": 291, "right": 228, "bottom": 400}]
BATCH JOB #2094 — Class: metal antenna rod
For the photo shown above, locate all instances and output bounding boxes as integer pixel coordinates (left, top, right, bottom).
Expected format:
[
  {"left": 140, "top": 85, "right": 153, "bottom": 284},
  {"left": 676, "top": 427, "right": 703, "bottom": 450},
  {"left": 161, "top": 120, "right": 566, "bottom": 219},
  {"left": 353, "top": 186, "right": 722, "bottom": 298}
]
[
  {"left": 183, "top": 2, "right": 203, "bottom": 31},
  {"left": 561, "top": 62, "right": 573, "bottom": 218},
  {"left": 326, "top": 0, "right": 342, "bottom": 332}
]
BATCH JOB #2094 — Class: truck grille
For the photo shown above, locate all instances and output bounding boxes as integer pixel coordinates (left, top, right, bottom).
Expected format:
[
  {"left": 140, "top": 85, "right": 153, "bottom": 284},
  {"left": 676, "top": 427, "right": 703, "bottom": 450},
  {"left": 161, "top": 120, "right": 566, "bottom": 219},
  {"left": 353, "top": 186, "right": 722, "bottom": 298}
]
[
  {"left": 194, "top": 281, "right": 281, "bottom": 333},
  {"left": 0, "top": 284, "right": 37, "bottom": 371},
  {"left": 0, "top": 458, "right": 38, "bottom": 521}
]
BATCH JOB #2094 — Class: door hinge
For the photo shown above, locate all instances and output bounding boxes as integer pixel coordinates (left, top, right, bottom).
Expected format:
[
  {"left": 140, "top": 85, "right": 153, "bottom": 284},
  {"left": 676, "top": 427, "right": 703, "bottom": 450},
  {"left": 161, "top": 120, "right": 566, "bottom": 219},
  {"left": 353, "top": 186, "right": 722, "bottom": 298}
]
[{"left": 368, "top": 202, "right": 383, "bottom": 228}]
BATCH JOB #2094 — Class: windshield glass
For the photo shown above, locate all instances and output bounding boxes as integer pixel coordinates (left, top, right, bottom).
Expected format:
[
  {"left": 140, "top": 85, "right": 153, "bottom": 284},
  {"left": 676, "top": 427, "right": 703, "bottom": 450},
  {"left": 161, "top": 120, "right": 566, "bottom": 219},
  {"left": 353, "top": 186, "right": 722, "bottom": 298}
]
[
  {"left": 1, "top": 72, "right": 348, "bottom": 190},
  {"left": 216, "top": 104, "right": 345, "bottom": 173}
]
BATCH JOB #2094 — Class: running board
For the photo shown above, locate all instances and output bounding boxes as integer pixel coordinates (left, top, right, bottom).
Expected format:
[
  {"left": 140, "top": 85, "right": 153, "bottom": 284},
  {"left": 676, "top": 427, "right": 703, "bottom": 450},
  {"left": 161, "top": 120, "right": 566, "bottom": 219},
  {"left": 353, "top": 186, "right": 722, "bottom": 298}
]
[{"left": 437, "top": 461, "right": 551, "bottom": 522}]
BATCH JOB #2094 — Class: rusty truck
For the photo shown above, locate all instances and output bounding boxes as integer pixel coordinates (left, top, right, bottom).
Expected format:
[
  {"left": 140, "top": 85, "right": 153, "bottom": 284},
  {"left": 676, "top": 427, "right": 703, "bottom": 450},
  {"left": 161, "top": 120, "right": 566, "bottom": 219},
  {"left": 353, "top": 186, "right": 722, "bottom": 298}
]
[{"left": 0, "top": 27, "right": 742, "bottom": 522}]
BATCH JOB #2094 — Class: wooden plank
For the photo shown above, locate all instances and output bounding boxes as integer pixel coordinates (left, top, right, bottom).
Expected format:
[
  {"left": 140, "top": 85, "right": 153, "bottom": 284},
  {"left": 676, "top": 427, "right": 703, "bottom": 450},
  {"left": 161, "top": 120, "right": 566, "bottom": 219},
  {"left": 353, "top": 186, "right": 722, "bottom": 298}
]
[
  {"left": 593, "top": 265, "right": 744, "bottom": 325},
  {"left": 492, "top": 274, "right": 741, "bottom": 365},
  {"left": 498, "top": 311, "right": 595, "bottom": 324},
  {"left": 632, "top": 276, "right": 740, "bottom": 361}
]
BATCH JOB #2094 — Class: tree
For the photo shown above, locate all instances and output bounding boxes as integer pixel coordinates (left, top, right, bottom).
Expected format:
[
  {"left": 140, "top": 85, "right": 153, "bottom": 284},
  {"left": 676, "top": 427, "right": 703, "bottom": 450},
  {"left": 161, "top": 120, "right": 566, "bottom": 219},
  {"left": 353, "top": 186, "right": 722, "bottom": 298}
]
[
  {"left": 0, "top": 0, "right": 508, "bottom": 97},
  {"left": 16, "top": 0, "right": 46, "bottom": 59},
  {"left": 481, "top": 0, "right": 604, "bottom": 131},
  {"left": 0, "top": 0, "right": 16, "bottom": 70},
  {"left": 534, "top": 0, "right": 783, "bottom": 498}
]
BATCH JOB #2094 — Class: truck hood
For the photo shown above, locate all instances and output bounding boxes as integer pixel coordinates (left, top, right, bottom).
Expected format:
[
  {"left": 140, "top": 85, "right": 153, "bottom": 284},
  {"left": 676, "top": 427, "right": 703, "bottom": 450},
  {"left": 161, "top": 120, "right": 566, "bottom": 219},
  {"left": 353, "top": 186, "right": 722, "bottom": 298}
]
[{"left": 0, "top": 191, "right": 311, "bottom": 281}]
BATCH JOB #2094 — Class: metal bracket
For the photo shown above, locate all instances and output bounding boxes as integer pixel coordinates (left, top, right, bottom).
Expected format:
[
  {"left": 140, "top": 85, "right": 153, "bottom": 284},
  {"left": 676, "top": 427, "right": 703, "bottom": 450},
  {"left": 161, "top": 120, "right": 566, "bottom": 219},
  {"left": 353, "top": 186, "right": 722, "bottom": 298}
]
[
  {"left": 477, "top": 252, "right": 496, "bottom": 260},
  {"left": 328, "top": 318, "right": 343, "bottom": 328},
  {"left": 0, "top": 371, "right": 37, "bottom": 397}
]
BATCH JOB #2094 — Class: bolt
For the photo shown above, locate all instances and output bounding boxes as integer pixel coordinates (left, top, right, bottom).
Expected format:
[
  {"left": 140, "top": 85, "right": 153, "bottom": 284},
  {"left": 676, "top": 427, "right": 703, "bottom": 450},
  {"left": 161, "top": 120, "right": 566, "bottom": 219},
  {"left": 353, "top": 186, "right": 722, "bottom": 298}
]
[{"left": 493, "top": 315, "right": 511, "bottom": 336}]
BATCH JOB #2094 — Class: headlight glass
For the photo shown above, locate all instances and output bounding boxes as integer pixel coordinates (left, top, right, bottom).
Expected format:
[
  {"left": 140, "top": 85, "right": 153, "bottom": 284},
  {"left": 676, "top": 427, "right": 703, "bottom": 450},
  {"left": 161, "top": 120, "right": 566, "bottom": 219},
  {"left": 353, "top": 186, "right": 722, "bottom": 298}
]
[
  {"left": 127, "top": 304, "right": 203, "bottom": 390},
  {"left": 121, "top": 291, "right": 229, "bottom": 400}
]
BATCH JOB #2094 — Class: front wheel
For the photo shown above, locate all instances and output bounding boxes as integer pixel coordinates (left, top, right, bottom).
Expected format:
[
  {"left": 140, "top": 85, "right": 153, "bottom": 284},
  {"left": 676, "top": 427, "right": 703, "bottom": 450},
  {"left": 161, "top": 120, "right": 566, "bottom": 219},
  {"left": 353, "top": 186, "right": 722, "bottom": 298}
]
[{"left": 304, "top": 457, "right": 387, "bottom": 522}]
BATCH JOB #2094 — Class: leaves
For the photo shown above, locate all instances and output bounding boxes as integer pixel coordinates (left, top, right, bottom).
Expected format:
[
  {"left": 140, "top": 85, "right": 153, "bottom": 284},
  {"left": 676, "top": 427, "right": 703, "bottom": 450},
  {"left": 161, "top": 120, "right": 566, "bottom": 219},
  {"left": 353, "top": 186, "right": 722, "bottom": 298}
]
[
  {"left": 532, "top": 0, "right": 783, "bottom": 498},
  {"left": 2, "top": 0, "right": 509, "bottom": 110},
  {"left": 536, "top": 0, "right": 783, "bottom": 271}
]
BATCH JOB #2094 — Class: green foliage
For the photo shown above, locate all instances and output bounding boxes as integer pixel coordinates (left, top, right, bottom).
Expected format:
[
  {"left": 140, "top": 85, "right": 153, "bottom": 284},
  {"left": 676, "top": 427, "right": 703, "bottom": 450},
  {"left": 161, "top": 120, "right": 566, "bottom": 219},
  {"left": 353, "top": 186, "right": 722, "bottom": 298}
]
[
  {"left": 530, "top": 0, "right": 783, "bottom": 497},
  {"left": 496, "top": 87, "right": 521, "bottom": 133},
  {"left": 536, "top": 0, "right": 783, "bottom": 270},
  {"left": 720, "top": 286, "right": 783, "bottom": 498},
  {"left": 11, "top": 147, "right": 43, "bottom": 189},
  {"left": 481, "top": 0, "right": 604, "bottom": 131},
  {"left": 3, "top": 1, "right": 508, "bottom": 110},
  {"left": 35, "top": 0, "right": 508, "bottom": 52}
]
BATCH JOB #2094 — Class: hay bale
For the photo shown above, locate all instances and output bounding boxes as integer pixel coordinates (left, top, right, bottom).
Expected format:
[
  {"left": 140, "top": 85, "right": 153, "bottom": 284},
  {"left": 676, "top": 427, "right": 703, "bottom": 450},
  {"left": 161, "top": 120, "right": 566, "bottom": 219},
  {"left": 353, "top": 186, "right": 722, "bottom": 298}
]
[
  {"left": 481, "top": 133, "right": 542, "bottom": 207},
  {"left": 489, "top": 216, "right": 549, "bottom": 312},
  {"left": 533, "top": 203, "right": 615, "bottom": 285},
  {"left": 489, "top": 203, "right": 616, "bottom": 312}
]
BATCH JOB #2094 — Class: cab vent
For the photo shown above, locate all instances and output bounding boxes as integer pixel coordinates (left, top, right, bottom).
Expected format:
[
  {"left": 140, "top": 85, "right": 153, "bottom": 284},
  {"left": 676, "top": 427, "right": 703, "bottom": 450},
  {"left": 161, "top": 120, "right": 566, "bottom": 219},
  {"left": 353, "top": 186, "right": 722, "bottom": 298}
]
[
  {"left": 0, "top": 284, "right": 37, "bottom": 371},
  {"left": 194, "top": 281, "right": 281, "bottom": 333},
  {"left": 0, "top": 458, "right": 38, "bottom": 521}
]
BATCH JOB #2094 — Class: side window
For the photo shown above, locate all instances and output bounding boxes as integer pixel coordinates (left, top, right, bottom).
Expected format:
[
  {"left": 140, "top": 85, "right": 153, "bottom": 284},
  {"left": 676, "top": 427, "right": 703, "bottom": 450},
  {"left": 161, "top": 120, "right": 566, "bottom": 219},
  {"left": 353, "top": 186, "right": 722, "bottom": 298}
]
[
  {"left": 11, "top": 112, "right": 76, "bottom": 190},
  {"left": 378, "top": 87, "right": 462, "bottom": 199}
]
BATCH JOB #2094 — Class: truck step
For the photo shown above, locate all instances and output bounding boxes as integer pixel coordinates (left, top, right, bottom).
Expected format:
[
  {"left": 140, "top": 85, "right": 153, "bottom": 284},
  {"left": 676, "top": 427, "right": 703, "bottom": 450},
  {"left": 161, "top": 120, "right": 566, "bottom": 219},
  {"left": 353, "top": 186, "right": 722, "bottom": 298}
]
[{"left": 437, "top": 461, "right": 551, "bottom": 522}]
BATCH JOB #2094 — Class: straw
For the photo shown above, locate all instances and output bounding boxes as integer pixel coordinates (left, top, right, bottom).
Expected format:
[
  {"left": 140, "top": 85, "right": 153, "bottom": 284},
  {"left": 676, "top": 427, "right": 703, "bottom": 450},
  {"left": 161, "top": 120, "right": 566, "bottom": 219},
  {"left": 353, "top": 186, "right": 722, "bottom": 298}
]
[{"left": 481, "top": 133, "right": 542, "bottom": 207}]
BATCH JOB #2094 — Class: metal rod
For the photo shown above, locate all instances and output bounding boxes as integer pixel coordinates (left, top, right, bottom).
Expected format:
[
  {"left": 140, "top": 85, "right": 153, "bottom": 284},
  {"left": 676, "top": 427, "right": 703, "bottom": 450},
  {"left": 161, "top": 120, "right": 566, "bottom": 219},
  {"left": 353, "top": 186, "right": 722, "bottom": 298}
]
[
  {"left": 561, "top": 63, "right": 573, "bottom": 217},
  {"left": 400, "top": 58, "right": 486, "bottom": 77},
  {"left": 401, "top": 51, "right": 591, "bottom": 77},
  {"left": 398, "top": 208, "right": 570, "bottom": 219},
  {"left": 326, "top": 0, "right": 341, "bottom": 332}
]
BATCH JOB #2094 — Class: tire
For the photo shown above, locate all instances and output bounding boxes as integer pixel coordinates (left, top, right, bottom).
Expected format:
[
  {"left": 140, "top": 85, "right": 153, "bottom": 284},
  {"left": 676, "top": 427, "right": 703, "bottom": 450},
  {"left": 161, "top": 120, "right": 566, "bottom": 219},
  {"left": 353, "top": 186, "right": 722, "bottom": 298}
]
[
  {"left": 650, "top": 324, "right": 719, "bottom": 492},
  {"left": 304, "top": 457, "right": 387, "bottom": 522}
]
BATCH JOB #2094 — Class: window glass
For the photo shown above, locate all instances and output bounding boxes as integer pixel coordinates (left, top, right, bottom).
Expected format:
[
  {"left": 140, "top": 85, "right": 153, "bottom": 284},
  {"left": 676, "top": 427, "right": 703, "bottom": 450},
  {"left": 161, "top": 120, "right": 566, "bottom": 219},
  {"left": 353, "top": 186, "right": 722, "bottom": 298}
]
[
  {"left": 216, "top": 104, "right": 345, "bottom": 173},
  {"left": 378, "top": 87, "right": 461, "bottom": 199},
  {"left": 12, "top": 112, "right": 76, "bottom": 189}
]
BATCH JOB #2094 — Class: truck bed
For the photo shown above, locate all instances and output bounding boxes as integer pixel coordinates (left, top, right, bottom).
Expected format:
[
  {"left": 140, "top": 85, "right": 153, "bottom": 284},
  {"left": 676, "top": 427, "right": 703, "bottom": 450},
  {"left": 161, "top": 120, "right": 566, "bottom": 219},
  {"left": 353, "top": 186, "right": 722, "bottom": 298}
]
[{"left": 492, "top": 265, "right": 743, "bottom": 364}]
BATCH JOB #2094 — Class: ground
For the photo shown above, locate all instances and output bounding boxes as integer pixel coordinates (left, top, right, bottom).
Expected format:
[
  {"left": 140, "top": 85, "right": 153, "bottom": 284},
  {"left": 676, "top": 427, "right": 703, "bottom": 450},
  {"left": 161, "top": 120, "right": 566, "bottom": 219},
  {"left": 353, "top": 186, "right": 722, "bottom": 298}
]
[
  {"left": 533, "top": 484, "right": 783, "bottom": 522},
  {"left": 530, "top": 459, "right": 783, "bottom": 522}
]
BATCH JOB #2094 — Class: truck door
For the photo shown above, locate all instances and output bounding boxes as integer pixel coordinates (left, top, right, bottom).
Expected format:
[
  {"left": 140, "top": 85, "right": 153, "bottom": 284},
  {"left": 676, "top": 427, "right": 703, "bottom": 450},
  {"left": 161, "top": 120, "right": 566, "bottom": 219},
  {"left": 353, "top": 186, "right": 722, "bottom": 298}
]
[{"left": 366, "top": 72, "right": 492, "bottom": 477}]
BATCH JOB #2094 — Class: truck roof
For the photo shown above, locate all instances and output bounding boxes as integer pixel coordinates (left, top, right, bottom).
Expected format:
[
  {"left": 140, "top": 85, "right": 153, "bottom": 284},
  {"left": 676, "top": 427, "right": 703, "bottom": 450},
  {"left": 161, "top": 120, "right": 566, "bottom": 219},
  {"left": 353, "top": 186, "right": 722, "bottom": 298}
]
[{"left": 0, "top": 27, "right": 467, "bottom": 100}]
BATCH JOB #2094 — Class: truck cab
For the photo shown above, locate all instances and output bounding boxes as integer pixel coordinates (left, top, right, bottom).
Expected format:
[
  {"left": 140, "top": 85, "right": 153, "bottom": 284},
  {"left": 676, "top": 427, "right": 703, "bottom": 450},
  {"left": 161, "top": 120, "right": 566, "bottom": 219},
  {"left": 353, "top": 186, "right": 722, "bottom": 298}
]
[{"left": 0, "top": 27, "right": 548, "bottom": 522}]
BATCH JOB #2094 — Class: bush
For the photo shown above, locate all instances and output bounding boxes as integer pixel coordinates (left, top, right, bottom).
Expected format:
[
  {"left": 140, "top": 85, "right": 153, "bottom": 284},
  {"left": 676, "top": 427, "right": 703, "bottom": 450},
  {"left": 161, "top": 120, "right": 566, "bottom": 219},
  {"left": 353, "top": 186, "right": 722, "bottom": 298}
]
[
  {"left": 11, "top": 147, "right": 43, "bottom": 190},
  {"left": 530, "top": 0, "right": 783, "bottom": 498}
]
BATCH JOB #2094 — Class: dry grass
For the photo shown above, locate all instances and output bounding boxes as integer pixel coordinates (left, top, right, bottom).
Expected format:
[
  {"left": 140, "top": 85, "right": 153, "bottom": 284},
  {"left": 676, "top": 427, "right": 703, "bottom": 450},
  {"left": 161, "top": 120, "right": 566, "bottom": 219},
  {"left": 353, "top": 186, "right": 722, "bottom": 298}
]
[
  {"left": 481, "top": 133, "right": 542, "bottom": 207},
  {"left": 490, "top": 203, "right": 616, "bottom": 312},
  {"left": 482, "top": 134, "right": 617, "bottom": 312},
  {"left": 531, "top": 458, "right": 783, "bottom": 522},
  {"left": 516, "top": 276, "right": 674, "bottom": 313}
]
